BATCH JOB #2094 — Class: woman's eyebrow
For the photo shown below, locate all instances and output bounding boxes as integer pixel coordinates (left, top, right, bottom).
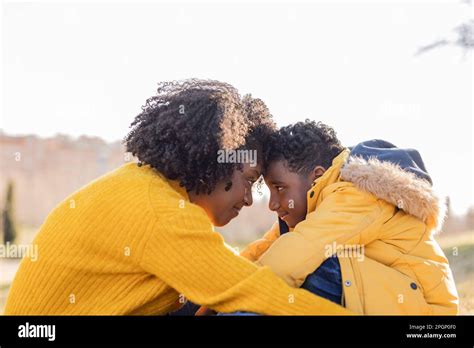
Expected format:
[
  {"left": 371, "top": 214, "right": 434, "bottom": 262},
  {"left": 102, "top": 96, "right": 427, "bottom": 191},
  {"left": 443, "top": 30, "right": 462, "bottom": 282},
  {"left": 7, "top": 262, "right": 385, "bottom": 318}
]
[{"left": 249, "top": 169, "right": 260, "bottom": 177}]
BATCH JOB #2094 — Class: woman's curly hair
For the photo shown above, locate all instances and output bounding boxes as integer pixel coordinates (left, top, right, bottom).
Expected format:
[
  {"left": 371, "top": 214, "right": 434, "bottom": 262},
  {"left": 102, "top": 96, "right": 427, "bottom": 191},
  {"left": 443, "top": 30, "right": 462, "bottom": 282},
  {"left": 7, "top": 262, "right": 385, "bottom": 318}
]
[
  {"left": 264, "top": 119, "right": 345, "bottom": 175},
  {"left": 124, "top": 79, "right": 276, "bottom": 194}
]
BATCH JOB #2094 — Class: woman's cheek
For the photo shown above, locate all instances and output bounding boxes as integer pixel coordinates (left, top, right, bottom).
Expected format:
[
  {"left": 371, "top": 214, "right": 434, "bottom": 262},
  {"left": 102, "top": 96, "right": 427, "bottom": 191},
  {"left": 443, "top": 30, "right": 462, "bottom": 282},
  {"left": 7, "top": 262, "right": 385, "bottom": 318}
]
[
  {"left": 213, "top": 209, "right": 232, "bottom": 227},
  {"left": 222, "top": 201, "right": 238, "bottom": 224}
]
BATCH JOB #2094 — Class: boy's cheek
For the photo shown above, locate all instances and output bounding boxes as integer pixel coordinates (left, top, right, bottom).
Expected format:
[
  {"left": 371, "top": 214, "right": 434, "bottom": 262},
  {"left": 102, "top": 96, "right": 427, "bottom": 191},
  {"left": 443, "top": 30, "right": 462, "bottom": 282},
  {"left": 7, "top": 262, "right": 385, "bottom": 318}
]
[
  {"left": 283, "top": 211, "right": 301, "bottom": 228},
  {"left": 288, "top": 206, "right": 308, "bottom": 227}
]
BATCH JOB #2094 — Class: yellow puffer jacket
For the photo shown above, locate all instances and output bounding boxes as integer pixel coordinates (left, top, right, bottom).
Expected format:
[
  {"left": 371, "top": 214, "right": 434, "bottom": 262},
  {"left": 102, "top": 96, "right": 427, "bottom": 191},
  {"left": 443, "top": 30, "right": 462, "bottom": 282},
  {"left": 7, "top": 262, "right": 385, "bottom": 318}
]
[{"left": 241, "top": 148, "right": 459, "bottom": 315}]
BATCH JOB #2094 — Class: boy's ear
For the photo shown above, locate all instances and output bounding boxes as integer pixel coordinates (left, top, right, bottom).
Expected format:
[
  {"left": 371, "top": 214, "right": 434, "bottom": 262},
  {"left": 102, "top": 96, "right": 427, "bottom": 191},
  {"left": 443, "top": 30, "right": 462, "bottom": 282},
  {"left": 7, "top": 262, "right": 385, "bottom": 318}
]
[{"left": 309, "top": 165, "right": 326, "bottom": 182}]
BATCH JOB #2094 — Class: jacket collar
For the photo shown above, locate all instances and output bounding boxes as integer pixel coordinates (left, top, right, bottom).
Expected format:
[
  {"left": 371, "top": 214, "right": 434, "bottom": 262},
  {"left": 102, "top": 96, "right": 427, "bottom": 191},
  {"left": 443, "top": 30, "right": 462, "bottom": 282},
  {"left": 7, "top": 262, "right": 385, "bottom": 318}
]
[{"left": 306, "top": 149, "right": 350, "bottom": 214}]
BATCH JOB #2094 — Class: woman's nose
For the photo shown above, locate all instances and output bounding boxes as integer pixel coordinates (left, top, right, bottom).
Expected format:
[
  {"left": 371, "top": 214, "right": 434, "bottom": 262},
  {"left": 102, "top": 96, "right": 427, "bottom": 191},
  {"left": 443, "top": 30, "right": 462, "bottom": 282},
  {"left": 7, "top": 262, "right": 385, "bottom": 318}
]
[{"left": 243, "top": 188, "right": 253, "bottom": 206}]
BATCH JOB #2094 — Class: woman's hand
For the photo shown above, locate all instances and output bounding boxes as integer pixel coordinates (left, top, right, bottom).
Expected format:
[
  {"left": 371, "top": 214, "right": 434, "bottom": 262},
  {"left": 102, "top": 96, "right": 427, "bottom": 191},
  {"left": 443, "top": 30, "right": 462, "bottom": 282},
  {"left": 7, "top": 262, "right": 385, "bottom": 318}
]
[{"left": 195, "top": 306, "right": 217, "bottom": 316}]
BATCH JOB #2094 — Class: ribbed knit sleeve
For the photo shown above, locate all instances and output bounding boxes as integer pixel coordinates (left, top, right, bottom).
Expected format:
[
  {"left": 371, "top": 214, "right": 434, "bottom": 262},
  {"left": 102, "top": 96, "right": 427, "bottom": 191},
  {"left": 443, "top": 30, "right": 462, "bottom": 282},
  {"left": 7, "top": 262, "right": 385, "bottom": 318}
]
[{"left": 140, "top": 182, "right": 352, "bottom": 315}]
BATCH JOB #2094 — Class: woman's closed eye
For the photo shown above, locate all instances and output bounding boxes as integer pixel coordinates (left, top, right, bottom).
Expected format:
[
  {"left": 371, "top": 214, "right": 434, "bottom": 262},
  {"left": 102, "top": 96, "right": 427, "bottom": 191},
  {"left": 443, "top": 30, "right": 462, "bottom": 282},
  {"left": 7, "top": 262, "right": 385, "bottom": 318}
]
[{"left": 247, "top": 177, "right": 257, "bottom": 186}]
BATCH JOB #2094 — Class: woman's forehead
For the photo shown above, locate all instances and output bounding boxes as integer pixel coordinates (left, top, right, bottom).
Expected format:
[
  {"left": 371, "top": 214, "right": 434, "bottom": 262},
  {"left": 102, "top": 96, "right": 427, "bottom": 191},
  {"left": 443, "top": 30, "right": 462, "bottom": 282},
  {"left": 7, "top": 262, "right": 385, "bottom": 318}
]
[{"left": 241, "top": 162, "right": 262, "bottom": 176}]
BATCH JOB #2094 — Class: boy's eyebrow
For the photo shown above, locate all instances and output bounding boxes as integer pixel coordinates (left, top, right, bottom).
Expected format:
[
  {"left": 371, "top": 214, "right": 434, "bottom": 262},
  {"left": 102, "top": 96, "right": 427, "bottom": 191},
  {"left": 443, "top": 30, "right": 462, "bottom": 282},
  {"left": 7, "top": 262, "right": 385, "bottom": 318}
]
[{"left": 267, "top": 179, "right": 285, "bottom": 185}]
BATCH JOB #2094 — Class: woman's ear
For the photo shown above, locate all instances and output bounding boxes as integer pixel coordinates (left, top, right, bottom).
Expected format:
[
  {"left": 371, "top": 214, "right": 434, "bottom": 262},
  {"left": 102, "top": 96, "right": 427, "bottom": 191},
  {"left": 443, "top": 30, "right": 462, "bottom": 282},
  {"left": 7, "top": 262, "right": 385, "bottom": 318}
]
[{"left": 309, "top": 165, "right": 326, "bottom": 182}]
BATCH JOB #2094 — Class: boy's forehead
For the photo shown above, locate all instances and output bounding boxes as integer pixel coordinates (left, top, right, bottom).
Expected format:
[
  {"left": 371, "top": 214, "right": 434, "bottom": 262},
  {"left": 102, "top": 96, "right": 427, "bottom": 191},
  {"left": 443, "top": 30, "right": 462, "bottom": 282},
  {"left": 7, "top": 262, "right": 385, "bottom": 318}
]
[{"left": 264, "top": 160, "right": 294, "bottom": 182}]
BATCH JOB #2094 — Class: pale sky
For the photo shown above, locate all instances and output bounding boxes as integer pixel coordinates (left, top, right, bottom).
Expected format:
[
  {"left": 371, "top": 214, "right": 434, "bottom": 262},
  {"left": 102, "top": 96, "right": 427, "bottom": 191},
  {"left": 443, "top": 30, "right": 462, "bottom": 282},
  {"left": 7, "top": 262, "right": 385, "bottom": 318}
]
[{"left": 1, "top": 0, "right": 473, "bottom": 214}]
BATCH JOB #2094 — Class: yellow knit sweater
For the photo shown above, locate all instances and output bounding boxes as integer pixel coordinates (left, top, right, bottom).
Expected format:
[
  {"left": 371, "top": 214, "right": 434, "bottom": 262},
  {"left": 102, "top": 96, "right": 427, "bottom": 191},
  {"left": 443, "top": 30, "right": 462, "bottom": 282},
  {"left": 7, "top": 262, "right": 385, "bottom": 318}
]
[{"left": 5, "top": 163, "right": 350, "bottom": 315}]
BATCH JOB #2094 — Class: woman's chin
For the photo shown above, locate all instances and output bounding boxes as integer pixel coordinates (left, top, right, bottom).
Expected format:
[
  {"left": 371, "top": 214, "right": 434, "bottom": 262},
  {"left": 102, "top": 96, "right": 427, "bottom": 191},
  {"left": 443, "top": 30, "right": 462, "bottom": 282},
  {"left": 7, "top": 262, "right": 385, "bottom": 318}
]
[
  {"left": 212, "top": 215, "right": 232, "bottom": 227},
  {"left": 212, "top": 208, "right": 241, "bottom": 227}
]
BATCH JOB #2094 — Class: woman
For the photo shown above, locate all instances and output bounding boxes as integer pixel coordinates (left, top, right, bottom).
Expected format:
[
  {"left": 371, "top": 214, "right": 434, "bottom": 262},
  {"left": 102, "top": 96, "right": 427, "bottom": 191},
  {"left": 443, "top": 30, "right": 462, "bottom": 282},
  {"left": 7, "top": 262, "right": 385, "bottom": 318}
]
[{"left": 5, "top": 79, "right": 350, "bottom": 315}]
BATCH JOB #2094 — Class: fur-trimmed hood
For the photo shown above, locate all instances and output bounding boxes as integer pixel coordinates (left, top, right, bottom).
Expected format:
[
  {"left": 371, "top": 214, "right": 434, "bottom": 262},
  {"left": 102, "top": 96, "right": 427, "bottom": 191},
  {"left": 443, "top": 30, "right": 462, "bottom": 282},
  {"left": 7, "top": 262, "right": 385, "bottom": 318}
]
[{"left": 340, "top": 140, "right": 446, "bottom": 232}]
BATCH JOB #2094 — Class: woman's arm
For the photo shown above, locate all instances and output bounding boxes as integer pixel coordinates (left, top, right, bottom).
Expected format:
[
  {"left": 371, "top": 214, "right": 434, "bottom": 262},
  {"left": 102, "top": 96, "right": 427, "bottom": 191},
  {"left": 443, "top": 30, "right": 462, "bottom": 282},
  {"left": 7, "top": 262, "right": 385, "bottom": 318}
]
[
  {"left": 139, "top": 203, "right": 352, "bottom": 316},
  {"left": 239, "top": 221, "right": 280, "bottom": 262}
]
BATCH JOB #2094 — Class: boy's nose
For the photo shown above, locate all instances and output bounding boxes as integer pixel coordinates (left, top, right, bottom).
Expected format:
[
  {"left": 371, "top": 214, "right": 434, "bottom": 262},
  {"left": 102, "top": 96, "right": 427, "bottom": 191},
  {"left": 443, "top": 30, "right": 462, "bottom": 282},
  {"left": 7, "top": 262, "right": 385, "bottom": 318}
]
[{"left": 268, "top": 195, "right": 280, "bottom": 211}]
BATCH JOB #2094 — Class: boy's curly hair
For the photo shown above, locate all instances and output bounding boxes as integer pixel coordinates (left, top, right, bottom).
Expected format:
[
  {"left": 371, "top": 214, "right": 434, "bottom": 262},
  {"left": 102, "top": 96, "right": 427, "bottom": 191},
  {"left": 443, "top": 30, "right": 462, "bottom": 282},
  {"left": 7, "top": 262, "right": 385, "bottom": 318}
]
[
  {"left": 264, "top": 119, "right": 345, "bottom": 175},
  {"left": 124, "top": 79, "right": 276, "bottom": 194}
]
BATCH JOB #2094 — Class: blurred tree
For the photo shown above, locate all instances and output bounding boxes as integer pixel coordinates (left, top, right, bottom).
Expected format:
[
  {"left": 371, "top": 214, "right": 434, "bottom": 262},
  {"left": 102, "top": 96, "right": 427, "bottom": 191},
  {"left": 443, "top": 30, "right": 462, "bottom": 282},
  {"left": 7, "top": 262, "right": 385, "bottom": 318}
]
[
  {"left": 443, "top": 196, "right": 454, "bottom": 233},
  {"left": 416, "top": 1, "right": 473, "bottom": 55},
  {"left": 2, "top": 181, "right": 18, "bottom": 244},
  {"left": 465, "top": 206, "right": 474, "bottom": 231}
]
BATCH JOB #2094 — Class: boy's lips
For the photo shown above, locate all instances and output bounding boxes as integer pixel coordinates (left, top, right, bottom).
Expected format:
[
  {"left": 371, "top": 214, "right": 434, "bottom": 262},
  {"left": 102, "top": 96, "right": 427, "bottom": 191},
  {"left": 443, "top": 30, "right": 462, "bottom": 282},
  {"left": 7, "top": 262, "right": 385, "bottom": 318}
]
[{"left": 278, "top": 212, "right": 289, "bottom": 220}]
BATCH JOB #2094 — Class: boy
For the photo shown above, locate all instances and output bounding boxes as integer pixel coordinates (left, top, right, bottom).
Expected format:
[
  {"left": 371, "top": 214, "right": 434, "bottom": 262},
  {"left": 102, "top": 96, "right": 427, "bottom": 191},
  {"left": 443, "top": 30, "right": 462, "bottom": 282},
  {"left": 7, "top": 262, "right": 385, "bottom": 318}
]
[{"left": 241, "top": 120, "right": 459, "bottom": 314}]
